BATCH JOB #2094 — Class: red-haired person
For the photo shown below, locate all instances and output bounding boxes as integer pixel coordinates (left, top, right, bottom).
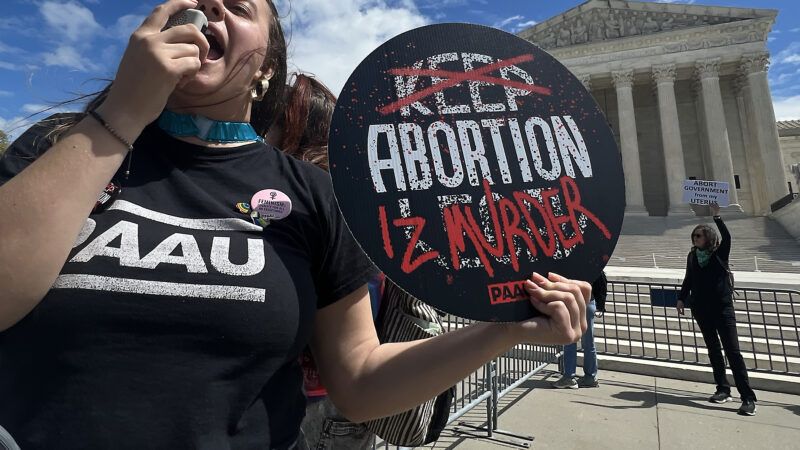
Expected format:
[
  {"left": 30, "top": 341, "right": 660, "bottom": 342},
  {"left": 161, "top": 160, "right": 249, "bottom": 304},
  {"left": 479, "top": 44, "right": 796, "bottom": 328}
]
[{"left": 268, "top": 73, "right": 375, "bottom": 449}]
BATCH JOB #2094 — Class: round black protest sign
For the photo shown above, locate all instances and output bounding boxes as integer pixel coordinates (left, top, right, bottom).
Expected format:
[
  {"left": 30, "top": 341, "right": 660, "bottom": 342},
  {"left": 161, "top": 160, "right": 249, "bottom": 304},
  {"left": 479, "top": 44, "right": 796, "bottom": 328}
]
[{"left": 329, "top": 23, "right": 625, "bottom": 322}]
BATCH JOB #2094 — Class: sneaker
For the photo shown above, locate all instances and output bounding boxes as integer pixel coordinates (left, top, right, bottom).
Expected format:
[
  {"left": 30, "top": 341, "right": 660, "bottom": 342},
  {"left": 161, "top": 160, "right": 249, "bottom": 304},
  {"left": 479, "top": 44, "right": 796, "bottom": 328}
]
[
  {"left": 738, "top": 399, "right": 757, "bottom": 416},
  {"left": 552, "top": 376, "right": 578, "bottom": 389},
  {"left": 709, "top": 391, "right": 733, "bottom": 403},
  {"left": 577, "top": 376, "right": 599, "bottom": 388}
]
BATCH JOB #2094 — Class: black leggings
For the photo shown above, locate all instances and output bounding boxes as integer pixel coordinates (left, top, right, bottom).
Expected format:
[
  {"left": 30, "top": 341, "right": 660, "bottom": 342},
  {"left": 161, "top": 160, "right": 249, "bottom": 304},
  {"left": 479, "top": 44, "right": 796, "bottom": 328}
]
[{"left": 692, "top": 301, "right": 757, "bottom": 401}]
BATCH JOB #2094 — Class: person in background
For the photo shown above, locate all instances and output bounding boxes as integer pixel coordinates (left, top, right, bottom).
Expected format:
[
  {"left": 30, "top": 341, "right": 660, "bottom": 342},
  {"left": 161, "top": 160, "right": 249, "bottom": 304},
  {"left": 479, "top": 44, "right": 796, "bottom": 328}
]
[
  {"left": 267, "top": 72, "right": 375, "bottom": 449},
  {"left": 677, "top": 203, "right": 757, "bottom": 416},
  {"left": 552, "top": 271, "right": 606, "bottom": 389}
]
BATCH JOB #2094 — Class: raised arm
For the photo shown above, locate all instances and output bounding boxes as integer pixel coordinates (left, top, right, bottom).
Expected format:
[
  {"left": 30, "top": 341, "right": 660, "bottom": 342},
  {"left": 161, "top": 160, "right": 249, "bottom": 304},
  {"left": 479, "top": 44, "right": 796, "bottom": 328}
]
[
  {"left": 0, "top": 0, "right": 208, "bottom": 331},
  {"left": 312, "top": 273, "right": 590, "bottom": 423},
  {"left": 714, "top": 216, "right": 731, "bottom": 261}
]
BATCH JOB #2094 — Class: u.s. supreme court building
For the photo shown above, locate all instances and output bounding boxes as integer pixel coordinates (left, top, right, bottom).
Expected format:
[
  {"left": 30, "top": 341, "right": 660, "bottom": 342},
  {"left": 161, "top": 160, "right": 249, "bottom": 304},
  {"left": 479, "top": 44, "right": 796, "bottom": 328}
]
[{"left": 519, "top": 0, "right": 794, "bottom": 217}]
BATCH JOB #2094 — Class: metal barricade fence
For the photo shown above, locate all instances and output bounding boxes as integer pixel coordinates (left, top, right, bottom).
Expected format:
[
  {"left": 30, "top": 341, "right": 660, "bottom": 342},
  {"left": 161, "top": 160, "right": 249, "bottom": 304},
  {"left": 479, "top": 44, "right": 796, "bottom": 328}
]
[
  {"left": 374, "top": 314, "right": 561, "bottom": 449},
  {"left": 598, "top": 280, "right": 800, "bottom": 376}
]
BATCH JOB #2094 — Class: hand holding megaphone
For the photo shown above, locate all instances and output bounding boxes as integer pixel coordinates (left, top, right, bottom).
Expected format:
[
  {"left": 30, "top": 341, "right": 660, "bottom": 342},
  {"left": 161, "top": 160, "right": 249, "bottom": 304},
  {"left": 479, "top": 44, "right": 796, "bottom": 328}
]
[{"left": 98, "top": 0, "right": 210, "bottom": 136}]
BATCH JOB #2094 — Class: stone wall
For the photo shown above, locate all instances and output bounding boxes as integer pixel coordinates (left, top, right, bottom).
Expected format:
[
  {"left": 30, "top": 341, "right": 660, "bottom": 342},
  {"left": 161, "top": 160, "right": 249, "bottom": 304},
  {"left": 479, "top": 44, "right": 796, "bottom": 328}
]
[
  {"left": 772, "top": 198, "right": 800, "bottom": 243},
  {"left": 781, "top": 135, "right": 800, "bottom": 193}
]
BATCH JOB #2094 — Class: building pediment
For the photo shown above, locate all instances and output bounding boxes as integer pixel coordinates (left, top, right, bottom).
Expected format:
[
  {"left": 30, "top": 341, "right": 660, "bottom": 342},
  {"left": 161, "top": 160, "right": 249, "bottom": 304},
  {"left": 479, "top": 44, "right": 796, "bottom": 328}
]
[{"left": 519, "top": 0, "right": 777, "bottom": 50}]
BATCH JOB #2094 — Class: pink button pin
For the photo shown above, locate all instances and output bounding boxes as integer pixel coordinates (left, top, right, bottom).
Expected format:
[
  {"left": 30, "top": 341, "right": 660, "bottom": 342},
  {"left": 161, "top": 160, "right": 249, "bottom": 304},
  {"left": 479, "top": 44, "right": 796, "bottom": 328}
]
[{"left": 251, "top": 189, "right": 292, "bottom": 220}]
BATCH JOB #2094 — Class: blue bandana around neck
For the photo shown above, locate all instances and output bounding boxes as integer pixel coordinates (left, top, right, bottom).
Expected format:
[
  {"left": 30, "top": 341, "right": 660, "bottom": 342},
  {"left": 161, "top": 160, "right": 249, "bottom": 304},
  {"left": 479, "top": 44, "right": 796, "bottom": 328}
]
[{"left": 157, "top": 110, "right": 263, "bottom": 143}]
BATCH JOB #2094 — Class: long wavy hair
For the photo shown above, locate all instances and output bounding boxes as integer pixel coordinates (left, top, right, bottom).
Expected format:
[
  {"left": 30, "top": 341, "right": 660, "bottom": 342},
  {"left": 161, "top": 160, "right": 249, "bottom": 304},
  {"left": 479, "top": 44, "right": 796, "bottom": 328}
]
[
  {"left": 276, "top": 73, "right": 336, "bottom": 171},
  {"left": 691, "top": 224, "right": 719, "bottom": 252},
  {"left": 43, "top": 0, "right": 287, "bottom": 144}
]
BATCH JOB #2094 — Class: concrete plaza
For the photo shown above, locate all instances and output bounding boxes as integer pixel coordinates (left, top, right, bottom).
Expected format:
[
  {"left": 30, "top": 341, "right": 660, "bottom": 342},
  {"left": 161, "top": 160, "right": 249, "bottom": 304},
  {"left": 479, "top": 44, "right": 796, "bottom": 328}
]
[{"left": 425, "top": 369, "right": 800, "bottom": 450}]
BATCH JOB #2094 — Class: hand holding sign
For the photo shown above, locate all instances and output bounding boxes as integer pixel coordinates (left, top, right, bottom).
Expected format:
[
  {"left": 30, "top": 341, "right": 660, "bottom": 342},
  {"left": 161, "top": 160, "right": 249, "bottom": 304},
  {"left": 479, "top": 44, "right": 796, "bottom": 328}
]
[
  {"left": 329, "top": 23, "right": 625, "bottom": 321},
  {"left": 518, "top": 272, "right": 590, "bottom": 344}
]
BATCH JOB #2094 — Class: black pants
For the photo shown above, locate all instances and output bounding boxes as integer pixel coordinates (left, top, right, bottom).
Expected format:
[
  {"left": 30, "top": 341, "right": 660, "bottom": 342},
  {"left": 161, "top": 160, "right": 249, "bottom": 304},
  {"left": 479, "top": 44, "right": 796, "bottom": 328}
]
[{"left": 692, "top": 300, "right": 757, "bottom": 401}]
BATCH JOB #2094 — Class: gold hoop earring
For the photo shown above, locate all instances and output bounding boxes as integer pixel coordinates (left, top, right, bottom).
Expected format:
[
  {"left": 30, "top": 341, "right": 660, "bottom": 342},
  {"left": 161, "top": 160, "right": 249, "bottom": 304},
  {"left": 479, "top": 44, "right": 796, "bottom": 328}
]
[{"left": 251, "top": 78, "right": 270, "bottom": 101}]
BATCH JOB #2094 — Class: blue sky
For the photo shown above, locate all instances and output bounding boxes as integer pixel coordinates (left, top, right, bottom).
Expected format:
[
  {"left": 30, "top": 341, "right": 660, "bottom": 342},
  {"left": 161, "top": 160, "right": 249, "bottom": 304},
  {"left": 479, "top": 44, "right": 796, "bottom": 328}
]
[{"left": 1, "top": 0, "right": 798, "bottom": 140}]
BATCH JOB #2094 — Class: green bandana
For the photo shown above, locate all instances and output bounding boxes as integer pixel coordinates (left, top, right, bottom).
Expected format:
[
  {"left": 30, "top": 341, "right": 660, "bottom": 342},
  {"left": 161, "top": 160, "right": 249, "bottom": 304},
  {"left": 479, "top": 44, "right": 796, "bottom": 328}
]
[{"left": 696, "top": 248, "right": 711, "bottom": 268}]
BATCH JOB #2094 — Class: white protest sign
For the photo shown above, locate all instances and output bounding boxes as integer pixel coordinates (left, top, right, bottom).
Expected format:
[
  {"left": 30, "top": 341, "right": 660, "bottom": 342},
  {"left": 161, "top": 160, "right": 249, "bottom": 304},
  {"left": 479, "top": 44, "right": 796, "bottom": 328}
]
[{"left": 682, "top": 179, "right": 730, "bottom": 206}]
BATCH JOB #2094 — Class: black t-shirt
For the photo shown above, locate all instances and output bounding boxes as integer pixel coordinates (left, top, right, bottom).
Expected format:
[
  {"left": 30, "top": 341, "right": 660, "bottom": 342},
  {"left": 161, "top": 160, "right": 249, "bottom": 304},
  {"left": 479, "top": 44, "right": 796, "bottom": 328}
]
[{"left": 0, "top": 114, "right": 377, "bottom": 449}]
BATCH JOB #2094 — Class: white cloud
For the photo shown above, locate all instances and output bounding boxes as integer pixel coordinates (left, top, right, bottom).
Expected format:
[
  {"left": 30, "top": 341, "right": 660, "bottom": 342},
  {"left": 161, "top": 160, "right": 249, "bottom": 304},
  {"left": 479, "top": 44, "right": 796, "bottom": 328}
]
[
  {"left": 770, "top": 70, "right": 800, "bottom": 86},
  {"left": 43, "top": 45, "right": 99, "bottom": 71},
  {"left": 21, "top": 104, "right": 49, "bottom": 114},
  {"left": 0, "top": 41, "right": 23, "bottom": 54},
  {"left": 20, "top": 103, "right": 71, "bottom": 117},
  {"left": 0, "top": 115, "right": 34, "bottom": 142},
  {"left": 114, "top": 14, "right": 146, "bottom": 41},
  {"left": 277, "top": 0, "right": 428, "bottom": 95},
  {"left": 0, "top": 90, "right": 12, "bottom": 97},
  {"left": 40, "top": 1, "right": 102, "bottom": 43},
  {"left": 0, "top": 61, "right": 21, "bottom": 71},
  {"left": 494, "top": 15, "right": 524, "bottom": 29},
  {"left": 774, "top": 42, "right": 800, "bottom": 65},
  {"left": 516, "top": 20, "right": 538, "bottom": 29},
  {"left": 783, "top": 54, "right": 800, "bottom": 64},
  {"left": 774, "top": 95, "right": 800, "bottom": 121},
  {"left": 418, "top": 0, "right": 487, "bottom": 10},
  {"left": 491, "top": 15, "right": 537, "bottom": 34}
]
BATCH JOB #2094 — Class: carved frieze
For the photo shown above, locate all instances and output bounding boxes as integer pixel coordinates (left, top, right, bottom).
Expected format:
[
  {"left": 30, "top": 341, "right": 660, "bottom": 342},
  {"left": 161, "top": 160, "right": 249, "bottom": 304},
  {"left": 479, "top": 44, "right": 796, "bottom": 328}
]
[{"left": 526, "top": 7, "right": 744, "bottom": 50}]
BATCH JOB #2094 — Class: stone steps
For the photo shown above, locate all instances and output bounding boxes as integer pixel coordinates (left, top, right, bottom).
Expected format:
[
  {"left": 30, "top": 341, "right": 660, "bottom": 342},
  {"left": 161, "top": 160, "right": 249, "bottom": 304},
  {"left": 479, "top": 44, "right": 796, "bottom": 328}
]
[
  {"left": 614, "top": 215, "right": 800, "bottom": 274},
  {"left": 594, "top": 336, "right": 800, "bottom": 374},
  {"left": 593, "top": 322, "right": 800, "bottom": 357},
  {"left": 604, "top": 303, "right": 800, "bottom": 328},
  {"left": 600, "top": 311, "right": 800, "bottom": 339},
  {"left": 605, "top": 291, "right": 800, "bottom": 314}
]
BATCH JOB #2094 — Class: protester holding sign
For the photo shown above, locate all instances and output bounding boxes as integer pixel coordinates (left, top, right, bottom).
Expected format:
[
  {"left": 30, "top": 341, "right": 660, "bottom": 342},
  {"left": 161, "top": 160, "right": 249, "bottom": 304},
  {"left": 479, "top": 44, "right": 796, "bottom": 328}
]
[
  {"left": 677, "top": 203, "right": 757, "bottom": 416},
  {"left": 0, "top": 2, "right": 592, "bottom": 448}
]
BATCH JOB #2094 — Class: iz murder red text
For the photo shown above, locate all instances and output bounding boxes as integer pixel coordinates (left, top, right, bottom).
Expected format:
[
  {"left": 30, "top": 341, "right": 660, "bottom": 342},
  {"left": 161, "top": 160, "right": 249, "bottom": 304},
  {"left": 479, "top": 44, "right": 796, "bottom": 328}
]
[{"left": 370, "top": 52, "right": 612, "bottom": 282}]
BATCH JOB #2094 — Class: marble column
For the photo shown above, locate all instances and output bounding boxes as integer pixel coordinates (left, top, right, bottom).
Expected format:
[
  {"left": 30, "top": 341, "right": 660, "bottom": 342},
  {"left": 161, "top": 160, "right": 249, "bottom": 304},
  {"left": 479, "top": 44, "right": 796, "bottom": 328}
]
[
  {"left": 652, "top": 64, "right": 691, "bottom": 215},
  {"left": 612, "top": 69, "right": 647, "bottom": 214},
  {"left": 733, "top": 74, "right": 768, "bottom": 215},
  {"left": 694, "top": 58, "right": 742, "bottom": 212},
  {"left": 740, "top": 52, "right": 790, "bottom": 206}
]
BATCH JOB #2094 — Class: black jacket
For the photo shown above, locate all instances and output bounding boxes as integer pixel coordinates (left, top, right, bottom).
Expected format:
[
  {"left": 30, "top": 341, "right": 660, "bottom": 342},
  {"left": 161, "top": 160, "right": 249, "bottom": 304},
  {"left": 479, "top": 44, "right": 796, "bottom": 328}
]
[
  {"left": 678, "top": 217, "right": 733, "bottom": 306},
  {"left": 592, "top": 271, "right": 608, "bottom": 312}
]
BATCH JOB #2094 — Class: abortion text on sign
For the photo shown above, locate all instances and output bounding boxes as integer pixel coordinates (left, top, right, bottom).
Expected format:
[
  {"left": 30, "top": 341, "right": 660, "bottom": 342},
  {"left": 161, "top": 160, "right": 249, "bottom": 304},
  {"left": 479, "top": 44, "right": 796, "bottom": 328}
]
[{"left": 370, "top": 52, "right": 611, "bottom": 280}]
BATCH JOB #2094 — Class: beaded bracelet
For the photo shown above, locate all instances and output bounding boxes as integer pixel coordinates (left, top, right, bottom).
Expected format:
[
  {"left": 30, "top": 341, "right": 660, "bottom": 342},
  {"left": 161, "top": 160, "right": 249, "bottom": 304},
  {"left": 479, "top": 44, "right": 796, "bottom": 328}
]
[
  {"left": 89, "top": 110, "right": 134, "bottom": 153},
  {"left": 88, "top": 109, "right": 135, "bottom": 181}
]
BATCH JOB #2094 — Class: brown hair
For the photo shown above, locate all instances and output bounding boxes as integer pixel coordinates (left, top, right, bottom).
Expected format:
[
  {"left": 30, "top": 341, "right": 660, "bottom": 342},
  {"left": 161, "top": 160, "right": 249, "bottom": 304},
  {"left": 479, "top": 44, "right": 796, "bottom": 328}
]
[
  {"left": 691, "top": 224, "right": 719, "bottom": 252},
  {"left": 45, "top": 0, "right": 287, "bottom": 143},
  {"left": 277, "top": 73, "right": 336, "bottom": 171}
]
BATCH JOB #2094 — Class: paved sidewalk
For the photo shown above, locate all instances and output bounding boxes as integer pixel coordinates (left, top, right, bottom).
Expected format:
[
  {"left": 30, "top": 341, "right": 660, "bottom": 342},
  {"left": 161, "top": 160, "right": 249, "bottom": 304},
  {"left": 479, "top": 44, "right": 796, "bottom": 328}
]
[{"left": 424, "top": 370, "right": 800, "bottom": 449}]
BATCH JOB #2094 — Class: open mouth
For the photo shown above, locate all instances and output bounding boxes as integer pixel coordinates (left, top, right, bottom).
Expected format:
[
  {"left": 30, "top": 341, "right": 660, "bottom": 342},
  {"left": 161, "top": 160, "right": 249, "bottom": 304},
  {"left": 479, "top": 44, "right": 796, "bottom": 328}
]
[{"left": 203, "top": 29, "right": 224, "bottom": 61}]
